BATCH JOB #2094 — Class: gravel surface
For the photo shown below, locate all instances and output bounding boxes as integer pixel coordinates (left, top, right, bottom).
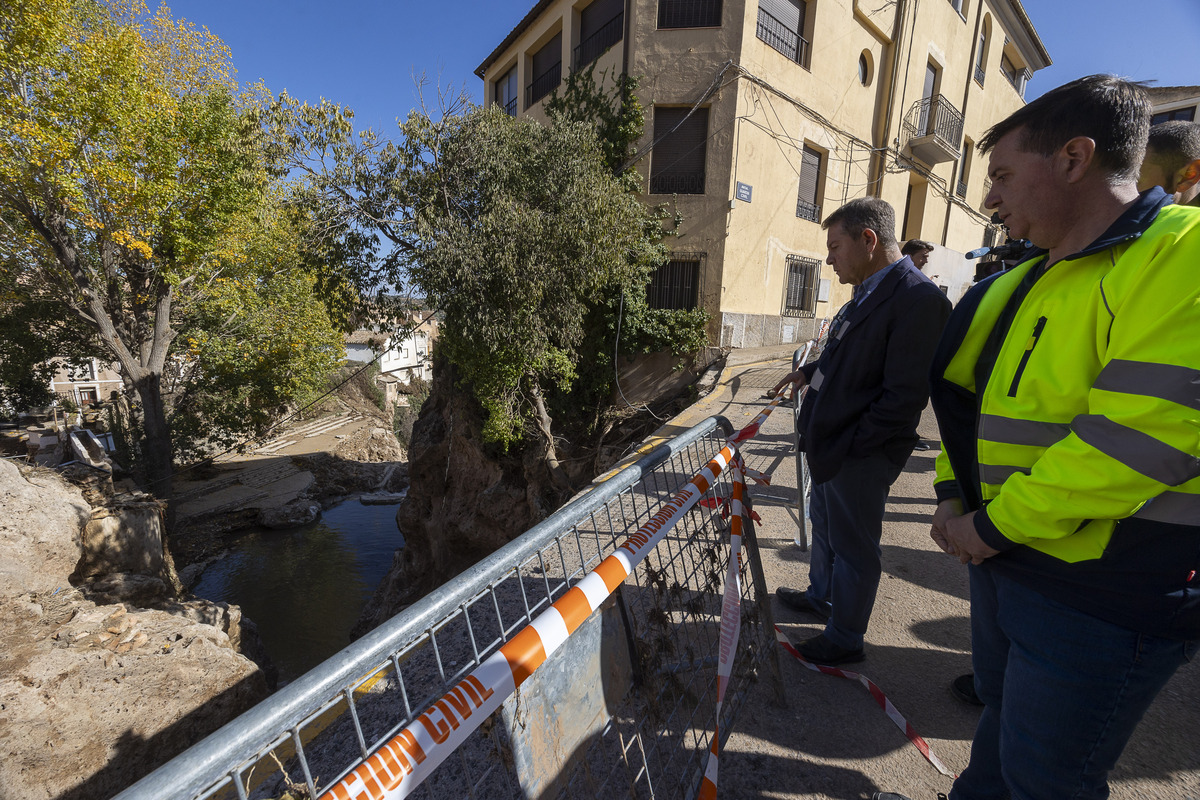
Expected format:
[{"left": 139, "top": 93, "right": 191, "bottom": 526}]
[{"left": 673, "top": 346, "right": 1200, "bottom": 800}]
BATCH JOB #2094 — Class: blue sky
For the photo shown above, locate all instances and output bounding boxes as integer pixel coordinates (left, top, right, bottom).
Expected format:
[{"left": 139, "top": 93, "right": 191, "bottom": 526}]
[{"left": 166, "top": 0, "right": 1198, "bottom": 135}]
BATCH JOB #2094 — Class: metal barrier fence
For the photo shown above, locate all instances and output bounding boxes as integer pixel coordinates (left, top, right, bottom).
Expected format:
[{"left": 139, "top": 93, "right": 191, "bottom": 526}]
[{"left": 115, "top": 415, "right": 784, "bottom": 800}]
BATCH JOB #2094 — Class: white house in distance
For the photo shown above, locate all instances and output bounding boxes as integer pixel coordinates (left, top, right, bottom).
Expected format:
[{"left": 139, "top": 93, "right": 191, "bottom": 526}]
[
  {"left": 49, "top": 358, "right": 123, "bottom": 408},
  {"left": 344, "top": 311, "right": 439, "bottom": 384}
]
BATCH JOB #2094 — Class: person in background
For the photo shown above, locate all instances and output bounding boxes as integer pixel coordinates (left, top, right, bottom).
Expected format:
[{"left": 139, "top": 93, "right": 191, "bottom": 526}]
[
  {"left": 771, "top": 198, "right": 950, "bottom": 666},
  {"left": 1138, "top": 119, "right": 1200, "bottom": 206},
  {"left": 900, "top": 238, "right": 935, "bottom": 268},
  {"left": 877, "top": 75, "right": 1200, "bottom": 800}
]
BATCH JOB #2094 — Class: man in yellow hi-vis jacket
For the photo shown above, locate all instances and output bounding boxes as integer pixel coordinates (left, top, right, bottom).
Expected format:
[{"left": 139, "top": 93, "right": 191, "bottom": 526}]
[{"left": 877, "top": 76, "right": 1200, "bottom": 800}]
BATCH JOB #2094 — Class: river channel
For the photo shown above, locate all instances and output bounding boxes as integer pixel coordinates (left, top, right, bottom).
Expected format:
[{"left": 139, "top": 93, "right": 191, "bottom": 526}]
[{"left": 192, "top": 499, "right": 405, "bottom": 683}]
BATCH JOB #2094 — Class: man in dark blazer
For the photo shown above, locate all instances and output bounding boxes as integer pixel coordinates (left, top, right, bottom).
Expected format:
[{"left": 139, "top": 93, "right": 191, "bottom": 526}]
[{"left": 772, "top": 197, "right": 951, "bottom": 664}]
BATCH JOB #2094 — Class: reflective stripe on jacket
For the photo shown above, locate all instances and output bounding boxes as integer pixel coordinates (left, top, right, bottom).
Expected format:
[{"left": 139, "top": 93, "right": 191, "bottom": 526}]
[{"left": 930, "top": 192, "right": 1200, "bottom": 638}]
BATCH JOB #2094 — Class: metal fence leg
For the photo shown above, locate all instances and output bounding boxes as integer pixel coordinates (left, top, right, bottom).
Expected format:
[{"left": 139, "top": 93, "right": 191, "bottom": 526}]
[{"left": 740, "top": 498, "right": 786, "bottom": 705}]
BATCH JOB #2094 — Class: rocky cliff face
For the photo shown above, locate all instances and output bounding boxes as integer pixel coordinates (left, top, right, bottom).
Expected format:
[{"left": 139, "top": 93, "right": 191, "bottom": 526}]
[
  {"left": 0, "top": 460, "right": 270, "bottom": 799},
  {"left": 354, "top": 360, "right": 564, "bottom": 634}
]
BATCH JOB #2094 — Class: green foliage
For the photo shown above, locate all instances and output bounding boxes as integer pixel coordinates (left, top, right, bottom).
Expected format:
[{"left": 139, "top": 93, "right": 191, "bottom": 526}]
[
  {"left": 546, "top": 65, "right": 644, "bottom": 180},
  {"left": 544, "top": 67, "right": 711, "bottom": 422},
  {"left": 169, "top": 266, "right": 344, "bottom": 461},
  {"left": 399, "top": 105, "right": 667, "bottom": 449},
  {"left": 0, "top": 0, "right": 348, "bottom": 491}
]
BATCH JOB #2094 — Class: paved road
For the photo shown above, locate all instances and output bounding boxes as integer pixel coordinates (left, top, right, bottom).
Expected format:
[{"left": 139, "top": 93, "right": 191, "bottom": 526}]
[{"left": 669, "top": 345, "right": 1199, "bottom": 800}]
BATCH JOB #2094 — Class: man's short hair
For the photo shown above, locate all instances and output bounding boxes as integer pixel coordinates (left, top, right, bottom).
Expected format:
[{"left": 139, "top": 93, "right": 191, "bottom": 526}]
[
  {"left": 822, "top": 197, "right": 898, "bottom": 247},
  {"left": 978, "top": 74, "right": 1150, "bottom": 184},
  {"left": 901, "top": 239, "right": 935, "bottom": 256},
  {"left": 1146, "top": 120, "right": 1200, "bottom": 176}
]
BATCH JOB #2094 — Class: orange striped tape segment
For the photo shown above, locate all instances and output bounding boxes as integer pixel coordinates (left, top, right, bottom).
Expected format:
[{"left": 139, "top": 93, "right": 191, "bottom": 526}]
[
  {"left": 697, "top": 459, "right": 747, "bottom": 800},
  {"left": 775, "top": 626, "right": 956, "bottom": 778}
]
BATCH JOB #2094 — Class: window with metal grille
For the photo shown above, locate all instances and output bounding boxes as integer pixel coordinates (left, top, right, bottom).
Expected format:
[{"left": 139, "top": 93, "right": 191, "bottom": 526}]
[
  {"left": 495, "top": 66, "right": 518, "bottom": 116},
  {"left": 783, "top": 255, "right": 819, "bottom": 317},
  {"left": 650, "top": 107, "right": 708, "bottom": 194},
  {"left": 575, "top": 0, "right": 624, "bottom": 68},
  {"left": 796, "top": 144, "right": 822, "bottom": 221},
  {"left": 648, "top": 256, "right": 702, "bottom": 310},
  {"left": 526, "top": 33, "right": 562, "bottom": 108},
  {"left": 658, "top": 0, "right": 723, "bottom": 28},
  {"left": 757, "top": 0, "right": 809, "bottom": 69}
]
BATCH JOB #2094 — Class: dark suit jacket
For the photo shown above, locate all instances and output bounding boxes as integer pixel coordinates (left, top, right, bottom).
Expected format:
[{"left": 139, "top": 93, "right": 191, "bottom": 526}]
[{"left": 797, "top": 257, "right": 951, "bottom": 484}]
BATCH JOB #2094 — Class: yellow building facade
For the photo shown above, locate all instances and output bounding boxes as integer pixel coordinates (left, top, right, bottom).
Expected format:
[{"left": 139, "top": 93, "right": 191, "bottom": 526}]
[{"left": 477, "top": 0, "right": 1050, "bottom": 347}]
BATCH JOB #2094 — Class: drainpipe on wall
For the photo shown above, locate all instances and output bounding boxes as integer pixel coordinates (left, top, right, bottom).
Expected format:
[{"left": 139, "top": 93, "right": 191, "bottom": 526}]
[
  {"left": 941, "top": 0, "right": 987, "bottom": 245},
  {"left": 869, "top": 0, "right": 910, "bottom": 196},
  {"left": 621, "top": 0, "right": 630, "bottom": 78}
]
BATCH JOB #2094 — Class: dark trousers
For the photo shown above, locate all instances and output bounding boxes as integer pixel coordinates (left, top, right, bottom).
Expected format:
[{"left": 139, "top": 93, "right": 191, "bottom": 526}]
[
  {"left": 803, "top": 454, "right": 904, "bottom": 649},
  {"left": 951, "top": 565, "right": 1197, "bottom": 800}
]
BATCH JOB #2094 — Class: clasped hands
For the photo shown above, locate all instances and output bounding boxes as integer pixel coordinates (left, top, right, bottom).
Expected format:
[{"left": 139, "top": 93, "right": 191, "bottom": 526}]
[{"left": 931, "top": 499, "right": 1000, "bottom": 565}]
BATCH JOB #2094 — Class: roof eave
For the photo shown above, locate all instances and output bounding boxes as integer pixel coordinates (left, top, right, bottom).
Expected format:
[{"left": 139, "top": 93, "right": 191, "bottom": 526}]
[{"left": 475, "top": 0, "right": 558, "bottom": 79}]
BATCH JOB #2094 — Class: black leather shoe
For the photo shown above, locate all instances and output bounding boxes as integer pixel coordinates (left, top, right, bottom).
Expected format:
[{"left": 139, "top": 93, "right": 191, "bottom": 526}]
[
  {"left": 913, "top": 441, "right": 931, "bottom": 451},
  {"left": 951, "top": 673, "right": 984, "bottom": 706},
  {"left": 776, "top": 587, "right": 830, "bottom": 619},
  {"left": 796, "top": 633, "right": 865, "bottom": 665}
]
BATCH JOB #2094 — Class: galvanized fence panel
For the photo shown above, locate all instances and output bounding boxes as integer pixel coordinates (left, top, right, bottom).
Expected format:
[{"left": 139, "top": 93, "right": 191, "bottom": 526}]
[{"left": 114, "top": 415, "right": 782, "bottom": 800}]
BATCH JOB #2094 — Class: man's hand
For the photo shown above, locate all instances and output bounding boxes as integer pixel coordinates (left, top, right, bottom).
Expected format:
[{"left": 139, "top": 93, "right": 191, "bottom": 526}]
[
  {"left": 771, "top": 370, "right": 808, "bottom": 397},
  {"left": 930, "top": 498, "right": 963, "bottom": 556},
  {"left": 943, "top": 510, "right": 1001, "bottom": 565}
]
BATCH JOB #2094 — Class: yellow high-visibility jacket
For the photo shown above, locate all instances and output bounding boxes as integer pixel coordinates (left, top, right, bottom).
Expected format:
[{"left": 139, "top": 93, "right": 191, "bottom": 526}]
[{"left": 930, "top": 191, "right": 1200, "bottom": 638}]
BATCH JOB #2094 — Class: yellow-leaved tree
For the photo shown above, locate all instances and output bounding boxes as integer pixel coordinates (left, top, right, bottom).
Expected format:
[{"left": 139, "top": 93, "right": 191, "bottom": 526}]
[{"left": 0, "top": 0, "right": 345, "bottom": 502}]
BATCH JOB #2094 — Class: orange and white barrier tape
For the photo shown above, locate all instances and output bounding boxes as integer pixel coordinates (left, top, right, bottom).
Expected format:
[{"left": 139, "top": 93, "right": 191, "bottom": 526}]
[
  {"left": 726, "top": 393, "right": 785, "bottom": 446},
  {"left": 321, "top": 443, "right": 740, "bottom": 800},
  {"left": 774, "top": 625, "right": 955, "bottom": 778},
  {"left": 697, "top": 459, "right": 748, "bottom": 800}
]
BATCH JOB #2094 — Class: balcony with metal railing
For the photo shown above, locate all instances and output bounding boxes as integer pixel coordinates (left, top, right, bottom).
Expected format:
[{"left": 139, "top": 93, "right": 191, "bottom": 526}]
[
  {"left": 574, "top": 13, "right": 623, "bottom": 68},
  {"left": 756, "top": 7, "right": 810, "bottom": 69},
  {"left": 901, "top": 94, "right": 964, "bottom": 165},
  {"left": 526, "top": 61, "right": 562, "bottom": 109},
  {"left": 974, "top": 64, "right": 985, "bottom": 86},
  {"left": 502, "top": 96, "right": 517, "bottom": 117}
]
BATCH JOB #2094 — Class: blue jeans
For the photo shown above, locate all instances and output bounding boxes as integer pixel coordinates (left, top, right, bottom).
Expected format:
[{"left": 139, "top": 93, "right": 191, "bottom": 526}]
[
  {"left": 804, "top": 454, "right": 904, "bottom": 650},
  {"left": 951, "top": 566, "right": 1198, "bottom": 800}
]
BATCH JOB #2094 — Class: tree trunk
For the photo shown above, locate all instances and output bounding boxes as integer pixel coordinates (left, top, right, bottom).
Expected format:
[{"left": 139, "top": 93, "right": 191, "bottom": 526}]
[
  {"left": 134, "top": 372, "right": 175, "bottom": 524},
  {"left": 527, "top": 377, "right": 571, "bottom": 493}
]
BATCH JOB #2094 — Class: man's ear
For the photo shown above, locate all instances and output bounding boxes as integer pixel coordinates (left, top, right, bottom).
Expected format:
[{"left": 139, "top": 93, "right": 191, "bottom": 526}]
[
  {"left": 1175, "top": 159, "right": 1200, "bottom": 195},
  {"left": 861, "top": 228, "right": 879, "bottom": 252},
  {"left": 1058, "top": 136, "right": 1097, "bottom": 183}
]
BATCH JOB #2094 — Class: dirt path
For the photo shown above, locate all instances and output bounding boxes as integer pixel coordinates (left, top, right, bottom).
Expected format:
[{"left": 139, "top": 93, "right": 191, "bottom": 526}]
[{"left": 681, "top": 346, "right": 1199, "bottom": 800}]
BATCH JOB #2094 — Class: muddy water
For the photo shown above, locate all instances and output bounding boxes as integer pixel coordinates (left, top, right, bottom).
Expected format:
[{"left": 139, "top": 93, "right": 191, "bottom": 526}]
[{"left": 192, "top": 499, "right": 405, "bottom": 683}]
